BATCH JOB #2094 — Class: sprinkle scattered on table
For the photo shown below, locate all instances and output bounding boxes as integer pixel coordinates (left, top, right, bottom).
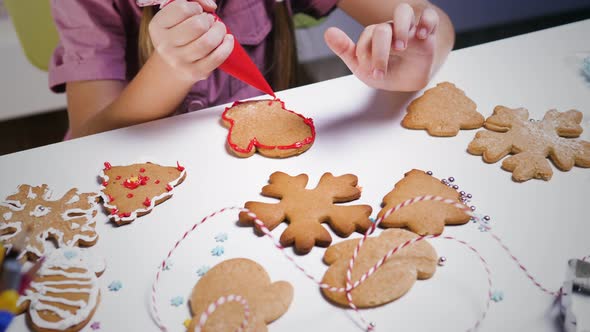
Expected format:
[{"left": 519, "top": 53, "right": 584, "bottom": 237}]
[
  {"left": 171, "top": 296, "right": 184, "bottom": 307},
  {"left": 211, "top": 245, "right": 225, "bottom": 256},
  {"left": 108, "top": 280, "right": 123, "bottom": 292},
  {"left": 214, "top": 232, "right": 228, "bottom": 242},
  {"left": 196, "top": 265, "right": 210, "bottom": 276}
]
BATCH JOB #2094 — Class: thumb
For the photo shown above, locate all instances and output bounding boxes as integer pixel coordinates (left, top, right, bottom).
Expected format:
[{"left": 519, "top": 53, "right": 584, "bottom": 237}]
[{"left": 324, "top": 27, "right": 358, "bottom": 72}]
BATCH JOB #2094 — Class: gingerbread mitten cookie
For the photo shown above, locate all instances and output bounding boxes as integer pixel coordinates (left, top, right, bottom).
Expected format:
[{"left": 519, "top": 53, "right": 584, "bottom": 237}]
[
  {"left": 321, "top": 229, "right": 437, "bottom": 308},
  {"left": 221, "top": 100, "right": 315, "bottom": 158},
  {"left": 377, "top": 169, "right": 470, "bottom": 235},
  {"left": 0, "top": 185, "right": 98, "bottom": 261},
  {"left": 99, "top": 161, "right": 186, "bottom": 225},
  {"left": 239, "top": 172, "right": 372, "bottom": 254},
  {"left": 188, "top": 258, "right": 293, "bottom": 332},
  {"left": 468, "top": 106, "right": 590, "bottom": 181},
  {"left": 402, "top": 82, "right": 484, "bottom": 136}
]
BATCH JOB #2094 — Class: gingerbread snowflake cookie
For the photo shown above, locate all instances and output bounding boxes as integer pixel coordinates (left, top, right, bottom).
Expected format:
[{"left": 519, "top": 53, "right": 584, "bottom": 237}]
[
  {"left": 17, "top": 247, "right": 105, "bottom": 332},
  {"left": 188, "top": 258, "right": 293, "bottom": 332},
  {"left": 377, "top": 169, "right": 470, "bottom": 235},
  {"left": 221, "top": 100, "right": 315, "bottom": 158},
  {"left": 468, "top": 106, "right": 590, "bottom": 181},
  {"left": 99, "top": 161, "right": 186, "bottom": 225},
  {"left": 239, "top": 172, "right": 373, "bottom": 254},
  {"left": 0, "top": 184, "right": 98, "bottom": 261},
  {"left": 402, "top": 82, "right": 484, "bottom": 136},
  {"left": 321, "top": 229, "right": 437, "bottom": 308}
]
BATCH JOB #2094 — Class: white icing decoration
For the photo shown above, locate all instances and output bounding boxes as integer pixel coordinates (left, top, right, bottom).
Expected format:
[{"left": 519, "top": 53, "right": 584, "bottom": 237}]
[
  {"left": 70, "top": 223, "right": 80, "bottom": 230},
  {"left": 66, "top": 194, "right": 80, "bottom": 205},
  {"left": 17, "top": 248, "right": 105, "bottom": 331},
  {"left": 27, "top": 187, "right": 37, "bottom": 199},
  {"left": 99, "top": 162, "right": 187, "bottom": 223},
  {"left": 2, "top": 212, "right": 12, "bottom": 220},
  {"left": 30, "top": 205, "right": 51, "bottom": 217}
]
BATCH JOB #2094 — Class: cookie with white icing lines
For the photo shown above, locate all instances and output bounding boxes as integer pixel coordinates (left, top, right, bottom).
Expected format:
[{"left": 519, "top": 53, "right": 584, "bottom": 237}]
[
  {"left": 99, "top": 161, "right": 187, "bottom": 225},
  {"left": 0, "top": 184, "right": 98, "bottom": 261},
  {"left": 17, "top": 247, "right": 105, "bottom": 332}
]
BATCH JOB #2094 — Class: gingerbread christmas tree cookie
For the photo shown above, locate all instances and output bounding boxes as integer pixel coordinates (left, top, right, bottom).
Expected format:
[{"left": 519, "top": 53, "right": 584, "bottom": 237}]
[
  {"left": 99, "top": 161, "right": 186, "bottom": 225},
  {"left": 221, "top": 99, "right": 315, "bottom": 158},
  {"left": 0, "top": 184, "right": 98, "bottom": 261},
  {"left": 402, "top": 82, "right": 484, "bottom": 136},
  {"left": 17, "top": 247, "right": 105, "bottom": 332},
  {"left": 239, "top": 171, "right": 372, "bottom": 254},
  {"left": 377, "top": 169, "right": 470, "bottom": 235},
  {"left": 321, "top": 229, "right": 437, "bottom": 308},
  {"left": 468, "top": 106, "right": 590, "bottom": 181},
  {"left": 188, "top": 258, "right": 293, "bottom": 332}
]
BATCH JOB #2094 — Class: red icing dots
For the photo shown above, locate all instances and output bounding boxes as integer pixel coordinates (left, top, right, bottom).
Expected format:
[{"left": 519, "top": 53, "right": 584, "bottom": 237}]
[
  {"left": 140, "top": 168, "right": 146, "bottom": 173},
  {"left": 155, "top": 180, "right": 160, "bottom": 184},
  {"left": 110, "top": 208, "right": 118, "bottom": 215},
  {"left": 104, "top": 162, "right": 112, "bottom": 170},
  {"left": 143, "top": 197, "right": 151, "bottom": 207},
  {"left": 123, "top": 175, "right": 149, "bottom": 190},
  {"left": 166, "top": 184, "right": 173, "bottom": 192},
  {"left": 107, "top": 194, "right": 115, "bottom": 203},
  {"left": 116, "top": 176, "right": 122, "bottom": 180},
  {"left": 176, "top": 161, "right": 185, "bottom": 172},
  {"left": 103, "top": 181, "right": 108, "bottom": 187},
  {"left": 127, "top": 193, "right": 134, "bottom": 198}
]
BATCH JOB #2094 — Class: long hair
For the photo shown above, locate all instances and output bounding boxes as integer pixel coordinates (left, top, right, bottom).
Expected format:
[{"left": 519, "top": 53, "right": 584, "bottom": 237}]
[{"left": 137, "top": 2, "right": 298, "bottom": 91}]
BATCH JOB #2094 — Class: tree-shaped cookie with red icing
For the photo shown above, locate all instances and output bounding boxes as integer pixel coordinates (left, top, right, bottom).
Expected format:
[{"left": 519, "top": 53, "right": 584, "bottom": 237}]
[
  {"left": 402, "top": 82, "right": 484, "bottom": 136},
  {"left": 468, "top": 106, "right": 590, "bottom": 181},
  {"left": 99, "top": 161, "right": 186, "bottom": 225},
  {"left": 0, "top": 184, "right": 98, "bottom": 261},
  {"left": 239, "top": 171, "right": 372, "bottom": 254},
  {"left": 221, "top": 99, "right": 315, "bottom": 158},
  {"left": 377, "top": 169, "right": 470, "bottom": 235},
  {"left": 321, "top": 229, "right": 437, "bottom": 307}
]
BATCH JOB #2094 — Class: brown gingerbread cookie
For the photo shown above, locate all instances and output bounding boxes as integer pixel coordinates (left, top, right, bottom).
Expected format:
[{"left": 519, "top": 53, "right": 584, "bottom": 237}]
[
  {"left": 321, "top": 229, "right": 437, "bottom": 308},
  {"left": 468, "top": 106, "right": 590, "bottom": 181},
  {"left": 377, "top": 169, "right": 470, "bottom": 235},
  {"left": 402, "top": 82, "right": 484, "bottom": 136},
  {"left": 99, "top": 161, "right": 186, "bottom": 225},
  {"left": 221, "top": 99, "right": 315, "bottom": 158},
  {"left": 0, "top": 184, "right": 98, "bottom": 261},
  {"left": 188, "top": 258, "right": 293, "bottom": 332},
  {"left": 239, "top": 171, "right": 373, "bottom": 254},
  {"left": 17, "top": 247, "right": 105, "bottom": 332}
]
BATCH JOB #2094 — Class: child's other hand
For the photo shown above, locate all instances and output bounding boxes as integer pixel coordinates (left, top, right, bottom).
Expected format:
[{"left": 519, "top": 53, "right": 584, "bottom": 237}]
[
  {"left": 325, "top": 3, "right": 439, "bottom": 92},
  {"left": 149, "top": 0, "right": 234, "bottom": 82}
]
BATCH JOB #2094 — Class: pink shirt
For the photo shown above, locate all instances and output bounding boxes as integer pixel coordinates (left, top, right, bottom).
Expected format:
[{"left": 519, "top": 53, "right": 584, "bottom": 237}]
[{"left": 49, "top": 0, "right": 338, "bottom": 114}]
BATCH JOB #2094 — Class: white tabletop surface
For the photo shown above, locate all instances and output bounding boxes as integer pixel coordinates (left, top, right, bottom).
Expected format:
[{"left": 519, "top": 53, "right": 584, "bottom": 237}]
[
  {"left": 2, "top": 19, "right": 590, "bottom": 332},
  {"left": 0, "top": 19, "right": 66, "bottom": 121}
]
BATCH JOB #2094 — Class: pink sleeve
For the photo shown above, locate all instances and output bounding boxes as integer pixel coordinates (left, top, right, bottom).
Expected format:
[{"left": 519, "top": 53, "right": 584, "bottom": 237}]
[
  {"left": 291, "top": 0, "right": 339, "bottom": 18},
  {"left": 48, "top": 0, "right": 129, "bottom": 93}
]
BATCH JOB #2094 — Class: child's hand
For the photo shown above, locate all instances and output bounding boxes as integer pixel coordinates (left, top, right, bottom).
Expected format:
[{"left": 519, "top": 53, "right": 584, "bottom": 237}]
[
  {"left": 325, "top": 3, "right": 439, "bottom": 92},
  {"left": 149, "top": 0, "right": 234, "bottom": 82}
]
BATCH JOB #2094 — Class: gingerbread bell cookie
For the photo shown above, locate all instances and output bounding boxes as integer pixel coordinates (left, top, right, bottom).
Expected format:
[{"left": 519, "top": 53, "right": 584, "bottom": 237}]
[
  {"left": 221, "top": 100, "right": 315, "bottom": 158},
  {"left": 377, "top": 169, "right": 470, "bottom": 235},
  {"left": 239, "top": 171, "right": 372, "bottom": 254},
  {"left": 321, "top": 229, "right": 437, "bottom": 308},
  {"left": 188, "top": 258, "right": 293, "bottom": 332},
  {"left": 402, "top": 82, "right": 484, "bottom": 136},
  {"left": 0, "top": 184, "right": 98, "bottom": 261},
  {"left": 468, "top": 106, "right": 590, "bottom": 181},
  {"left": 99, "top": 161, "right": 186, "bottom": 225},
  {"left": 17, "top": 247, "right": 105, "bottom": 332}
]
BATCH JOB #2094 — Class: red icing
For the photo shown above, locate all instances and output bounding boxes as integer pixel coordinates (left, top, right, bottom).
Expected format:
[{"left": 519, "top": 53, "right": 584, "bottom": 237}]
[
  {"left": 176, "top": 161, "right": 185, "bottom": 172},
  {"left": 118, "top": 212, "right": 131, "bottom": 218},
  {"left": 102, "top": 181, "right": 108, "bottom": 187},
  {"left": 166, "top": 184, "right": 173, "bottom": 192},
  {"left": 123, "top": 175, "right": 149, "bottom": 190},
  {"left": 107, "top": 194, "right": 114, "bottom": 203},
  {"left": 140, "top": 168, "right": 146, "bottom": 173},
  {"left": 155, "top": 180, "right": 160, "bottom": 184},
  {"left": 116, "top": 176, "right": 122, "bottom": 180},
  {"left": 127, "top": 193, "right": 134, "bottom": 198},
  {"left": 221, "top": 99, "right": 316, "bottom": 155},
  {"left": 110, "top": 208, "right": 118, "bottom": 215},
  {"left": 104, "top": 162, "right": 112, "bottom": 170},
  {"left": 143, "top": 197, "right": 151, "bottom": 207}
]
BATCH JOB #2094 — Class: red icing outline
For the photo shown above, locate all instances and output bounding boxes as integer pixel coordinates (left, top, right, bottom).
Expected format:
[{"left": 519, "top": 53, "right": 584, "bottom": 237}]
[{"left": 221, "top": 99, "right": 315, "bottom": 155}]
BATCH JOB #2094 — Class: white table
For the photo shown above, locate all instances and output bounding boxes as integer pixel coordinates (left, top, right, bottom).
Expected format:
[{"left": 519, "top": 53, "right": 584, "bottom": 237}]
[{"left": 2, "top": 19, "right": 590, "bottom": 332}]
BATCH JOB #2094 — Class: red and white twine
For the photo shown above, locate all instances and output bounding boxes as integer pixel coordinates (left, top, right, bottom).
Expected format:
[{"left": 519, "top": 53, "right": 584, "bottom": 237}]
[
  {"left": 194, "top": 294, "right": 250, "bottom": 332},
  {"left": 150, "top": 195, "right": 581, "bottom": 331}
]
